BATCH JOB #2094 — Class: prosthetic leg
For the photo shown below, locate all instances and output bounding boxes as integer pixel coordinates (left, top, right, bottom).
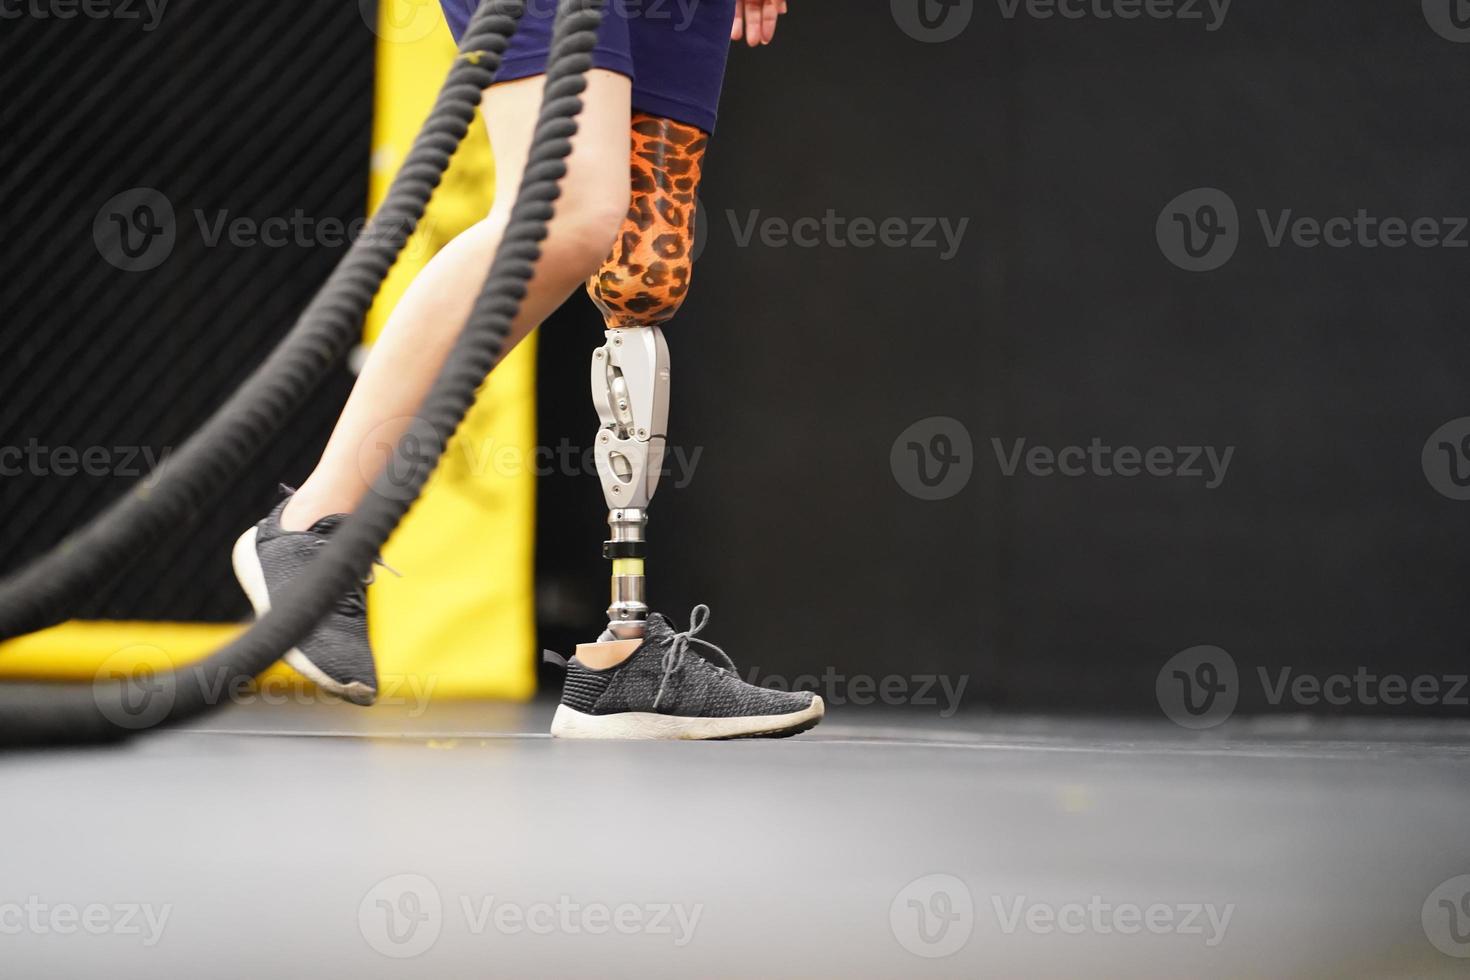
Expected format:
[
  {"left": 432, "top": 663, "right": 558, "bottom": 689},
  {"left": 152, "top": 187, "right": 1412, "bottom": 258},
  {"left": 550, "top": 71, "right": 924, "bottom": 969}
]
[
  {"left": 587, "top": 114, "right": 708, "bottom": 639},
  {"left": 561, "top": 113, "right": 824, "bottom": 737}
]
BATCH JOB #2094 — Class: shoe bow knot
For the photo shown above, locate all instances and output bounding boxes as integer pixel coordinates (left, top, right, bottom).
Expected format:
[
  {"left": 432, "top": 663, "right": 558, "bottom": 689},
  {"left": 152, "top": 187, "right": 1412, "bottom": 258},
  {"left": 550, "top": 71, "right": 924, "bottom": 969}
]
[{"left": 655, "top": 604, "right": 736, "bottom": 710}]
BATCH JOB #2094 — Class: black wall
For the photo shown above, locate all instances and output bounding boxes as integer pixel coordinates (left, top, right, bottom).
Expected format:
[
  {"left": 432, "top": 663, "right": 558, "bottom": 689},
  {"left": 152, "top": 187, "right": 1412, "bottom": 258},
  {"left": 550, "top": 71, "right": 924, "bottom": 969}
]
[{"left": 535, "top": 0, "right": 1470, "bottom": 717}]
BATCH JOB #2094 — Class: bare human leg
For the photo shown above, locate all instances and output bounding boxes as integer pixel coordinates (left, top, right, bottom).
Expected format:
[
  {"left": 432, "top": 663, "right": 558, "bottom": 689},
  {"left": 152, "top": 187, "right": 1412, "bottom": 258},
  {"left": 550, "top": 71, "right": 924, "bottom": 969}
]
[{"left": 280, "top": 69, "right": 632, "bottom": 531}]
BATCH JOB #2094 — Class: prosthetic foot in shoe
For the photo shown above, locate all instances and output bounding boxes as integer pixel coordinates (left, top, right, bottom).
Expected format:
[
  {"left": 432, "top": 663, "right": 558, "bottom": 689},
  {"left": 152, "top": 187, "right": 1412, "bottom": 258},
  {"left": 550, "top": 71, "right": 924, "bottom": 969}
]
[{"left": 550, "top": 605, "right": 825, "bottom": 740}]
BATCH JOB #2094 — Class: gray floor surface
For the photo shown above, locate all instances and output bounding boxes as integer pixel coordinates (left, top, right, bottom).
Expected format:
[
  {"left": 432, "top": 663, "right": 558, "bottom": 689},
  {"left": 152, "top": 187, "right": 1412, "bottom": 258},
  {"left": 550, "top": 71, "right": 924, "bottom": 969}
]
[{"left": 3, "top": 700, "right": 1469, "bottom": 978}]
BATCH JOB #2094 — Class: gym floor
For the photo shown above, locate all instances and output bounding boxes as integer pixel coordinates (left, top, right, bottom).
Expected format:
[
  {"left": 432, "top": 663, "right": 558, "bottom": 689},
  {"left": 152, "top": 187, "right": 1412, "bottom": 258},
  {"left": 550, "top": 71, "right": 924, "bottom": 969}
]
[{"left": 4, "top": 702, "right": 1468, "bottom": 977}]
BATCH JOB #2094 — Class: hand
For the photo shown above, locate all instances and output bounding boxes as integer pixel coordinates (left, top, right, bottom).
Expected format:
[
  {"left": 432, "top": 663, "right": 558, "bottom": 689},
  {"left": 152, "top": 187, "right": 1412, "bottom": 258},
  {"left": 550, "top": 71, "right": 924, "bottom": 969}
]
[{"left": 731, "top": 0, "right": 787, "bottom": 47}]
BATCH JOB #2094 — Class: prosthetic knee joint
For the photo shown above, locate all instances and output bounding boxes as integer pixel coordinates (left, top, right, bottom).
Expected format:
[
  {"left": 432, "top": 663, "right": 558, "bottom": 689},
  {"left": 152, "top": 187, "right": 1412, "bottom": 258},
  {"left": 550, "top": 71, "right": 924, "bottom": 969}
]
[{"left": 588, "top": 113, "right": 707, "bottom": 639}]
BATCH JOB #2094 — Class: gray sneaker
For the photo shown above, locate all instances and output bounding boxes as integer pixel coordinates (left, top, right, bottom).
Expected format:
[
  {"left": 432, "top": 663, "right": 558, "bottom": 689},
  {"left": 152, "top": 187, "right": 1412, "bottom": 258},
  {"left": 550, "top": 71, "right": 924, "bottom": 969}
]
[
  {"left": 550, "top": 605, "right": 825, "bottom": 739},
  {"left": 230, "top": 494, "right": 381, "bottom": 705}
]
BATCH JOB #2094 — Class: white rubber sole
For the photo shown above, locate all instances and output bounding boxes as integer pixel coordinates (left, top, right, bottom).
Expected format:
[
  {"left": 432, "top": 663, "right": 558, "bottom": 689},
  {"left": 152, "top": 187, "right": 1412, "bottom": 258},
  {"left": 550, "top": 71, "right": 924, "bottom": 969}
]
[
  {"left": 549, "top": 695, "right": 825, "bottom": 740},
  {"left": 231, "top": 526, "right": 377, "bottom": 706}
]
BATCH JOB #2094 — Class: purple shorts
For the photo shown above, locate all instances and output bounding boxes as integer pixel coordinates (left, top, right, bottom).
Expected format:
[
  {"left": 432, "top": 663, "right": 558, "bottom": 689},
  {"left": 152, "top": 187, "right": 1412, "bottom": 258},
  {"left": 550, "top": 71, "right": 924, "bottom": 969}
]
[{"left": 440, "top": 0, "right": 736, "bottom": 133}]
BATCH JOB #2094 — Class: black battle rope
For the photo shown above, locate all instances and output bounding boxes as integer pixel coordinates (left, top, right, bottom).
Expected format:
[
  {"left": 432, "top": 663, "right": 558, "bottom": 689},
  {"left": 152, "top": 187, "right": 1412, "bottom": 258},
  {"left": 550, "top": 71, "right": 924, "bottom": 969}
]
[
  {"left": 0, "top": 0, "right": 606, "bottom": 745},
  {"left": 0, "top": 0, "right": 526, "bottom": 642}
]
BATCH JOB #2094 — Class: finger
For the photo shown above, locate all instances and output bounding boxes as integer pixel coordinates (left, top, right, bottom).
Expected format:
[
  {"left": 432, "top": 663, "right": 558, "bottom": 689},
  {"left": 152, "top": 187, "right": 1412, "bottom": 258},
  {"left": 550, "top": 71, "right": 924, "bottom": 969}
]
[
  {"left": 744, "top": 0, "right": 762, "bottom": 45},
  {"left": 780, "top": 0, "right": 788, "bottom": 12},
  {"left": 730, "top": 4, "right": 742, "bottom": 41},
  {"left": 762, "top": 0, "right": 779, "bottom": 43}
]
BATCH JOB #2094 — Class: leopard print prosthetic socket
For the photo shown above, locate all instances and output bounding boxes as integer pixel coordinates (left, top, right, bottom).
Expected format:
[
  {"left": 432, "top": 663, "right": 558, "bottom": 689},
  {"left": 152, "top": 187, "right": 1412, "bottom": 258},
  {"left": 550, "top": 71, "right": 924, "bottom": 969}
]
[{"left": 587, "top": 113, "right": 708, "bottom": 328}]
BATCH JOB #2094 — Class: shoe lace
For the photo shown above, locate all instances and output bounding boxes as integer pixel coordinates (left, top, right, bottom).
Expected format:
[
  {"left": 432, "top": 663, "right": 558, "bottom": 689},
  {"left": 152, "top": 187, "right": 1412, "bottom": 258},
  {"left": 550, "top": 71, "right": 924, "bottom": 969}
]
[
  {"left": 314, "top": 539, "right": 399, "bottom": 616},
  {"left": 655, "top": 604, "right": 736, "bottom": 711}
]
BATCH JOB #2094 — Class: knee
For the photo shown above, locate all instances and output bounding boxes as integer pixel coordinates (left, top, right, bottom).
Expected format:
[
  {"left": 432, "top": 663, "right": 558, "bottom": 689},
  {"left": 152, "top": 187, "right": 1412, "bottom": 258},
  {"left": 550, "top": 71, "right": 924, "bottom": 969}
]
[
  {"left": 482, "top": 186, "right": 626, "bottom": 291},
  {"left": 543, "top": 195, "right": 627, "bottom": 286}
]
